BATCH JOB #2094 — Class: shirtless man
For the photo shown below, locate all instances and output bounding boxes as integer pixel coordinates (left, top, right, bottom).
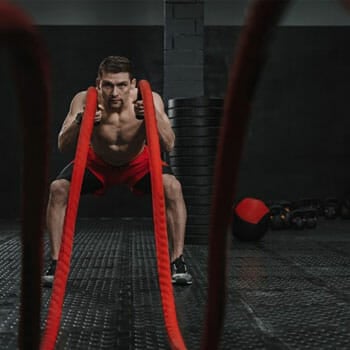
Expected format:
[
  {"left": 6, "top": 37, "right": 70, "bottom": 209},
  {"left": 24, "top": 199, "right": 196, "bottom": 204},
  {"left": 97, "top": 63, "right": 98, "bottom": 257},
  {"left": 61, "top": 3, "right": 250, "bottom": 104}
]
[{"left": 43, "top": 56, "right": 192, "bottom": 286}]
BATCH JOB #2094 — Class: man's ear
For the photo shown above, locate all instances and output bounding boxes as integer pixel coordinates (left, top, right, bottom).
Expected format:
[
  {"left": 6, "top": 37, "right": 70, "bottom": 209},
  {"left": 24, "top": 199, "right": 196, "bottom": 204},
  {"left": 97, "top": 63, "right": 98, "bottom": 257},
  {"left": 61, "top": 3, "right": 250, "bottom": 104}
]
[
  {"left": 131, "top": 78, "right": 137, "bottom": 88},
  {"left": 96, "top": 78, "right": 101, "bottom": 89}
]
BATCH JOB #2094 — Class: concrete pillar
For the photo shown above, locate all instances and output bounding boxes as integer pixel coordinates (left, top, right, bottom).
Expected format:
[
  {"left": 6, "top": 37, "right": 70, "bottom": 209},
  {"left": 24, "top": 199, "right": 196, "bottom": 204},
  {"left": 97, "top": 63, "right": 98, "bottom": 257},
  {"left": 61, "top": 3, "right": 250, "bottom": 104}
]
[{"left": 163, "top": 0, "right": 204, "bottom": 101}]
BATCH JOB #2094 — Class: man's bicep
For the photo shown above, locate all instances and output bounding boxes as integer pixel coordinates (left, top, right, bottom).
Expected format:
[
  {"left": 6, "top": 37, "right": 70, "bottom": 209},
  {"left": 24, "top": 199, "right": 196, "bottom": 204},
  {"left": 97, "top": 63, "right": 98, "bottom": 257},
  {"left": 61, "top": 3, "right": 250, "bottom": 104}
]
[
  {"left": 153, "top": 92, "right": 171, "bottom": 122},
  {"left": 59, "top": 93, "right": 82, "bottom": 133},
  {"left": 69, "top": 91, "right": 86, "bottom": 116},
  {"left": 61, "top": 92, "right": 86, "bottom": 127}
]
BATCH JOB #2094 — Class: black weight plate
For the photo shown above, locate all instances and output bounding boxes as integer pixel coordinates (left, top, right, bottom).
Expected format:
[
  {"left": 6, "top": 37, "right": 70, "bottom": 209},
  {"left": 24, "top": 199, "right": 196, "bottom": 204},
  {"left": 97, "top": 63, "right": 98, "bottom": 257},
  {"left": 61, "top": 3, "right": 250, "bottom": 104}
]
[
  {"left": 184, "top": 196, "right": 211, "bottom": 209},
  {"left": 172, "top": 166, "right": 215, "bottom": 173},
  {"left": 174, "top": 137, "right": 219, "bottom": 148},
  {"left": 171, "top": 161, "right": 216, "bottom": 169},
  {"left": 178, "top": 176, "right": 213, "bottom": 186},
  {"left": 169, "top": 156, "right": 217, "bottom": 167},
  {"left": 185, "top": 197, "right": 211, "bottom": 206},
  {"left": 168, "top": 107, "right": 223, "bottom": 118},
  {"left": 172, "top": 127, "right": 220, "bottom": 138},
  {"left": 185, "top": 195, "right": 211, "bottom": 203},
  {"left": 170, "top": 117, "right": 221, "bottom": 127},
  {"left": 186, "top": 215, "right": 211, "bottom": 225},
  {"left": 172, "top": 166, "right": 214, "bottom": 177},
  {"left": 187, "top": 206, "right": 211, "bottom": 215},
  {"left": 185, "top": 202, "right": 211, "bottom": 210},
  {"left": 177, "top": 176, "right": 214, "bottom": 185},
  {"left": 176, "top": 171, "right": 213, "bottom": 179},
  {"left": 170, "top": 147, "right": 217, "bottom": 157},
  {"left": 186, "top": 223, "right": 209, "bottom": 230},
  {"left": 185, "top": 224, "right": 209, "bottom": 233},
  {"left": 168, "top": 97, "right": 223, "bottom": 109},
  {"left": 182, "top": 187, "right": 212, "bottom": 197},
  {"left": 184, "top": 189, "right": 212, "bottom": 196}
]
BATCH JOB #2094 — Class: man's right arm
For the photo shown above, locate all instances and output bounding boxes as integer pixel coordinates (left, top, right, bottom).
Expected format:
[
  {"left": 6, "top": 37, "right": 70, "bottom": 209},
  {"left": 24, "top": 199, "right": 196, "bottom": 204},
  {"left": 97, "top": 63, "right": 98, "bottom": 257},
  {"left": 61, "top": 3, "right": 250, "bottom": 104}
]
[{"left": 58, "top": 91, "right": 86, "bottom": 153}]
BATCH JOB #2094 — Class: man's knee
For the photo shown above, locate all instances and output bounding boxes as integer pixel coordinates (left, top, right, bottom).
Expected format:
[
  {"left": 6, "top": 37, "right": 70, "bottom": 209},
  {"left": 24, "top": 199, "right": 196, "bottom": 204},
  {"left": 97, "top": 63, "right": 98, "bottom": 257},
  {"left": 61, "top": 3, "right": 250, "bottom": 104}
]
[
  {"left": 49, "top": 179, "right": 70, "bottom": 204},
  {"left": 163, "top": 174, "right": 183, "bottom": 200}
]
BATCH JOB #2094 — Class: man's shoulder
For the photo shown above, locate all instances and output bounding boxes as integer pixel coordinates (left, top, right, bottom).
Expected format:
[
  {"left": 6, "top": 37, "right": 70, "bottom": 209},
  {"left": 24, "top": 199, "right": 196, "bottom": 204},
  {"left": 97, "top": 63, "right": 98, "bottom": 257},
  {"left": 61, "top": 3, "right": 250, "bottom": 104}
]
[
  {"left": 72, "top": 90, "right": 88, "bottom": 103},
  {"left": 152, "top": 91, "right": 164, "bottom": 106},
  {"left": 75, "top": 90, "right": 88, "bottom": 99},
  {"left": 152, "top": 91, "right": 161, "bottom": 99}
]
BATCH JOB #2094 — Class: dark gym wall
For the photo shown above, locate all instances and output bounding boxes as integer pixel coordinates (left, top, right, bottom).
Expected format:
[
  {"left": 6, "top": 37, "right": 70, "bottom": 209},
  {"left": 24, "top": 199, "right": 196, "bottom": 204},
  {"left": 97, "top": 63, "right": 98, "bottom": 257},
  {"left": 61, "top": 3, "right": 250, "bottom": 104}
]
[
  {"left": 205, "top": 26, "right": 350, "bottom": 202},
  {"left": 42, "top": 26, "right": 163, "bottom": 218},
  {"left": 0, "top": 26, "right": 163, "bottom": 219},
  {"left": 2, "top": 22, "right": 350, "bottom": 218},
  {"left": 11, "top": 0, "right": 350, "bottom": 27}
]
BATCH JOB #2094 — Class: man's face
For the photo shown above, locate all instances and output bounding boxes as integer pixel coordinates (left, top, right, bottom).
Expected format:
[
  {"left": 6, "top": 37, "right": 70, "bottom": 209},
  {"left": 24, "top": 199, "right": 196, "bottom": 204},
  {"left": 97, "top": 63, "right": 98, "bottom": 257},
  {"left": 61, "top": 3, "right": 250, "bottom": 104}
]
[{"left": 97, "top": 72, "right": 134, "bottom": 110}]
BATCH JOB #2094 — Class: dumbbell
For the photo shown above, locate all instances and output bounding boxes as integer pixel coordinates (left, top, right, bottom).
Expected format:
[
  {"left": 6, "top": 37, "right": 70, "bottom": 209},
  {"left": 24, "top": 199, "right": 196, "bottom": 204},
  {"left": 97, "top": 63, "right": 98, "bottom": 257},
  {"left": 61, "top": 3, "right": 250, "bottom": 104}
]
[
  {"left": 304, "top": 208, "right": 318, "bottom": 229},
  {"left": 269, "top": 204, "right": 290, "bottom": 230},
  {"left": 293, "top": 198, "right": 323, "bottom": 217},
  {"left": 290, "top": 207, "right": 318, "bottom": 229},
  {"left": 323, "top": 198, "right": 339, "bottom": 219},
  {"left": 290, "top": 208, "right": 306, "bottom": 230}
]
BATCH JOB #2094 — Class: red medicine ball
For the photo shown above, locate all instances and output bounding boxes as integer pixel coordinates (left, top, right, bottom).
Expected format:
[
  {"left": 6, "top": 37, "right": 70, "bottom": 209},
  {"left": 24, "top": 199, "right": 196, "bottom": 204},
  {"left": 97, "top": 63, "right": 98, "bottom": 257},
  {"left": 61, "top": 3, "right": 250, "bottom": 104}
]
[{"left": 233, "top": 197, "right": 270, "bottom": 241}]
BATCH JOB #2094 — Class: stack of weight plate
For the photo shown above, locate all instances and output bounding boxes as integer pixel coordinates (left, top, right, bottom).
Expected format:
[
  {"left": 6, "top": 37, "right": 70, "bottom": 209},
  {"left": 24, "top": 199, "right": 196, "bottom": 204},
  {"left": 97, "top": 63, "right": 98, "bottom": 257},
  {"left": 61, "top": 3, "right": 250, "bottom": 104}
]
[{"left": 168, "top": 97, "right": 224, "bottom": 244}]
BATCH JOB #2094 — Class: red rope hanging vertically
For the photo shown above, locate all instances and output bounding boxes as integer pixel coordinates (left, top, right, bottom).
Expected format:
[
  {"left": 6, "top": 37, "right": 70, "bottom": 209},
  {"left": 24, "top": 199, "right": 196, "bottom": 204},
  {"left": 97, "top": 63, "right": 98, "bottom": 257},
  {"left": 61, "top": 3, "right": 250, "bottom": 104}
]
[
  {"left": 201, "top": 1, "right": 290, "bottom": 349},
  {"left": 0, "top": 2, "right": 50, "bottom": 350},
  {"left": 40, "top": 87, "right": 97, "bottom": 350},
  {"left": 138, "top": 80, "right": 187, "bottom": 350}
]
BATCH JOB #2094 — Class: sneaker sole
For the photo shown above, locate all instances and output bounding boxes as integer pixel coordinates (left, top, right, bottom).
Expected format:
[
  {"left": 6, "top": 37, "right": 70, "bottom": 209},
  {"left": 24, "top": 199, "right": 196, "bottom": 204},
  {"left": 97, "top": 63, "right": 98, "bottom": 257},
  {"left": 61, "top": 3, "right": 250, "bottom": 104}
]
[
  {"left": 42, "top": 275, "right": 54, "bottom": 287},
  {"left": 172, "top": 273, "right": 193, "bottom": 285}
]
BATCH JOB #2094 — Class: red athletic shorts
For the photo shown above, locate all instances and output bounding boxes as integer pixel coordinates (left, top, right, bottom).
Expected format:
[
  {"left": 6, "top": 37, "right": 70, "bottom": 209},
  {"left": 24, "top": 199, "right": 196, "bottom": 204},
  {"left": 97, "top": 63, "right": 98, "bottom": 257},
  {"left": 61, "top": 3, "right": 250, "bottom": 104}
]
[{"left": 56, "top": 145, "right": 172, "bottom": 195}]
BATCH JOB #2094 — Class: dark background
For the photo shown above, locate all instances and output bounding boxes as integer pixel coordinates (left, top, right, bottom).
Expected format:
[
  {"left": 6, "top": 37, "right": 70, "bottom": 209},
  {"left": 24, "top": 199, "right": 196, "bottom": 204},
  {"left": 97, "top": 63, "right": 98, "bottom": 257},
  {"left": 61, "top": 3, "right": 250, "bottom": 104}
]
[{"left": 1, "top": 24, "right": 350, "bottom": 218}]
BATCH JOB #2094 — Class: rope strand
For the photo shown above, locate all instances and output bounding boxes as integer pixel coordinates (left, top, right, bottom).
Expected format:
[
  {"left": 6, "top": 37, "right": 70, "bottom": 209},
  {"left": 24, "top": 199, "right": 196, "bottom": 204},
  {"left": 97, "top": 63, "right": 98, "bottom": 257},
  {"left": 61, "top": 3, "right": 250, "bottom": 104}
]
[
  {"left": 201, "top": 1, "right": 290, "bottom": 349},
  {"left": 41, "top": 87, "right": 97, "bottom": 350},
  {"left": 0, "top": 3, "right": 50, "bottom": 349},
  {"left": 139, "top": 80, "right": 187, "bottom": 350}
]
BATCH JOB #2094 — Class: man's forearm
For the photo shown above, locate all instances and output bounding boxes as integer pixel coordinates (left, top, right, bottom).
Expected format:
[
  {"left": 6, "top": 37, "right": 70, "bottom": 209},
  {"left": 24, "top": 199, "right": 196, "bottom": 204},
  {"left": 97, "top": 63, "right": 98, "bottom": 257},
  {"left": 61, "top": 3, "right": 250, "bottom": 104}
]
[
  {"left": 156, "top": 115, "right": 175, "bottom": 153},
  {"left": 58, "top": 117, "right": 80, "bottom": 153}
]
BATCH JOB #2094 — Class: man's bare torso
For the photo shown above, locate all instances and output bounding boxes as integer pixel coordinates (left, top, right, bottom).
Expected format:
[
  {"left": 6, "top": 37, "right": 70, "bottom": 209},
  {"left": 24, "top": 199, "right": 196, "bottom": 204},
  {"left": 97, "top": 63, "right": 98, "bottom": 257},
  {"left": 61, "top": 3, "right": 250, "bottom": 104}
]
[{"left": 88, "top": 89, "right": 146, "bottom": 166}]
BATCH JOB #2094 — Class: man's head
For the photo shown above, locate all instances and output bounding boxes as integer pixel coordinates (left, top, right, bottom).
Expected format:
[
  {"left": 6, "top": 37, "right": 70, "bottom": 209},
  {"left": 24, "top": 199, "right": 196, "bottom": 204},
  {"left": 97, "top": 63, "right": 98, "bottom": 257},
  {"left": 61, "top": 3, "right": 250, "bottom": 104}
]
[
  {"left": 96, "top": 56, "right": 136, "bottom": 110},
  {"left": 97, "top": 56, "right": 133, "bottom": 80}
]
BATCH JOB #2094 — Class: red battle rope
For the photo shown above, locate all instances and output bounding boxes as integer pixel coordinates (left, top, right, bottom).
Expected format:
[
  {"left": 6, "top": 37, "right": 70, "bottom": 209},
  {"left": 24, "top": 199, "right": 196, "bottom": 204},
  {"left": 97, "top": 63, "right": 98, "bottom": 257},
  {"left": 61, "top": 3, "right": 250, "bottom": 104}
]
[
  {"left": 0, "top": 2, "right": 50, "bottom": 350},
  {"left": 40, "top": 87, "right": 97, "bottom": 350},
  {"left": 138, "top": 80, "right": 187, "bottom": 350},
  {"left": 201, "top": 1, "right": 290, "bottom": 349}
]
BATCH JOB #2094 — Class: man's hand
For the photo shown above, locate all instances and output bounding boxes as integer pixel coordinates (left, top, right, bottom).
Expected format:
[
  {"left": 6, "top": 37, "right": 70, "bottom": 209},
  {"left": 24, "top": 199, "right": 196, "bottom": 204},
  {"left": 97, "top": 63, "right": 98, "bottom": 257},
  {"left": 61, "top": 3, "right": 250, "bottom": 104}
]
[
  {"left": 75, "top": 103, "right": 104, "bottom": 126},
  {"left": 133, "top": 87, "right": 144, "bottom": 120},
  {"left": 133, "top": 99, "right": 144, "bottom": 120},
  {"left": 94, "top": 104, "right": 104, "bottom": 125}
]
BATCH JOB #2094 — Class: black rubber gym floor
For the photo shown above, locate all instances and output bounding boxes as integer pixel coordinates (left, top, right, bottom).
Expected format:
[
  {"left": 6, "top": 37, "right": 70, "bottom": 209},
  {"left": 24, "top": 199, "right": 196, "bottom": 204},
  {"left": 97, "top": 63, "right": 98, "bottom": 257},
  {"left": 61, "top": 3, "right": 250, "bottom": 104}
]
[{"left": 1, "top": 218, "right": 350, "bottom": 349}]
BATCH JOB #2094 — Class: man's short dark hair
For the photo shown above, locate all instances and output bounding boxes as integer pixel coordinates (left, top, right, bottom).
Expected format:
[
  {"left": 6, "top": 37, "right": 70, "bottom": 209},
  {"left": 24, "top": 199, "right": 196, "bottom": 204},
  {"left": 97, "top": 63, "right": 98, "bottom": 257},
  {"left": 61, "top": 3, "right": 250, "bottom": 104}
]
[{"left": 97, "top": 56, "right": 133, "bottom": 79}]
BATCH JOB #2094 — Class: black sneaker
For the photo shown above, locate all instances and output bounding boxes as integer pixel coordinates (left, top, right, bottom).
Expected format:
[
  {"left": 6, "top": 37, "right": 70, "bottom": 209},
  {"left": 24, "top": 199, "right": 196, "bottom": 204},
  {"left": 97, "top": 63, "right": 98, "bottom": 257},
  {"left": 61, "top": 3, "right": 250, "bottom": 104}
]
[
  {"left": 171, "top": 255, "right": 192, "bottom": 285},
  {"left": 42, "top": 260, "right": 57, "bottom": 287}
]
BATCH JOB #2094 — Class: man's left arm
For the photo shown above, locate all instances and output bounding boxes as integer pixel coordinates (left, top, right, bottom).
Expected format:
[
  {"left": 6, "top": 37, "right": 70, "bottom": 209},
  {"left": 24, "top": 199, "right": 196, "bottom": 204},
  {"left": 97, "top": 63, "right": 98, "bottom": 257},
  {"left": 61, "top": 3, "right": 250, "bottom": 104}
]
[{"left": 152, "top": 92, "right": 175, "bottom": 153}]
